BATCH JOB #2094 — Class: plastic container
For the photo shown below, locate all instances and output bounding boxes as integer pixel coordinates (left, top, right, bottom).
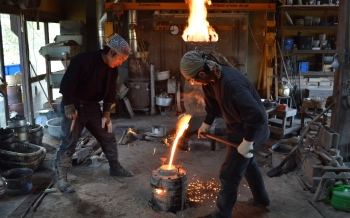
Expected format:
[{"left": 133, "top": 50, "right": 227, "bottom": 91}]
[
  {"left": 326, "top": 184, "right": 350, "bottom": 212},
  {"left": 46, "top": 118, "right": 62, "bottom": 138},
  {"left": 284, "top": 38, "right": 294, "bottom": 51},
  {"left": 299, "top": 62, "right": 309, "bottom": 72},
  {"left": 4, "top": 64, "right": 21, "bottom": 75}
]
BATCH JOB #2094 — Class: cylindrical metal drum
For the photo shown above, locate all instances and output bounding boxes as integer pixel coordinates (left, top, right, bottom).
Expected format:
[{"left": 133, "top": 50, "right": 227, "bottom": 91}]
[
  {"left": 125, "top": 81, "right": 150, "bottom": 108},
  {"left": 29, "top": 124, "right": 44, "bottom": 146},
  {"left": 150, "top": 165, "right": 188, "bottom": 213},
  {"left": 128, "top": 57, "right": 149, "bottom": 80},
  {"left": 6, "top": 86, "right": 22, "bottom": 105}
]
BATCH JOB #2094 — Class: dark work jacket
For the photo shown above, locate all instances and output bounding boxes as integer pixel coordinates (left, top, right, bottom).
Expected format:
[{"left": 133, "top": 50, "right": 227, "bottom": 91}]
[
  {"left": 59, "top": 50, "right": 118, "bottom": 112},
  {"left": 203, "top": 66, "right": 269, "bottom": 147}
]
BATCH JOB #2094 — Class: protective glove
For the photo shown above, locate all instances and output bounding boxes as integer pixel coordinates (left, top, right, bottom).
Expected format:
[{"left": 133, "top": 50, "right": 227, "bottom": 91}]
[
  {"left": 101, "top": 111, "right": 112, "bottom": 133},
  {"left": 237, "top": 139, "right": 254, "bottom": 158},
  {"left": 198, "top": 122, "right": 211, "bottom": 138},
  {"left": 64, "top": 104, "right": 76, "bottom": 120}
]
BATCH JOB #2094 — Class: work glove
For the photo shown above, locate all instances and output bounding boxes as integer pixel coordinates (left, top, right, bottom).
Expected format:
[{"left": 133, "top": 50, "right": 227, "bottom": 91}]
[
  {"left": 64, "top": 104, "right": 76, "bottom": 120},
  {"left": 198, "top": 122, "right": 211, "bottom": 138},
  {"left": 101, "top": 111, "right": 112, "bottom": 133},
  {"left": 237, "top": 139, "right": 254, "bottom": 158}
]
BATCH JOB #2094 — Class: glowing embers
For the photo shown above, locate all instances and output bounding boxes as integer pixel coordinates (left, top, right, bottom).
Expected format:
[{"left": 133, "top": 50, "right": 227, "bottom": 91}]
[
  {"left": 150, "top": 165, "right": 188, "bottom": 212},
  {"left": 182, "top": 0, "right": 218, "bottom": 42},
  {"left": 187, "top": 176, "right": 220, "bottom": 203}
]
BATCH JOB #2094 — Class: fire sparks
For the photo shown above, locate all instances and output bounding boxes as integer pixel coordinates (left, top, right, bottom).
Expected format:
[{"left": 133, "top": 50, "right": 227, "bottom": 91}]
[
  {"left": 168, "top": 114, "right": 192, "bottom": 170},
  {"left": 187, "top": 177, "right": 220, "bottom": 202},
  {"left": 182, "top": 0, "right": 218, "bottom": 42}
]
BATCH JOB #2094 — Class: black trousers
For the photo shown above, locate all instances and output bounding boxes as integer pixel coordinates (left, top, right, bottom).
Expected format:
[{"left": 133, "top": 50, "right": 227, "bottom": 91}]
[
  {"left": 54, "top": 101, "right": 119, "bottom": 168},
  {"left": 212, "top": 143, "right": 270, "bottom": 218}
]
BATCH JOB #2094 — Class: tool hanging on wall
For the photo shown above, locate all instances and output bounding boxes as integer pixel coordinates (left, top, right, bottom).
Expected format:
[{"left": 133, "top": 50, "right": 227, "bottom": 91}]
[{"left": 257, "top": 14, "right": 278, "bottom": 100}]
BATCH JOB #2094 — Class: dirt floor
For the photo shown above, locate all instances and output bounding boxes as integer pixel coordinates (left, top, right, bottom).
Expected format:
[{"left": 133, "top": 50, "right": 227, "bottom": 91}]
[{"left": 1, "top": 113, "right": 348, "bottom": 218}]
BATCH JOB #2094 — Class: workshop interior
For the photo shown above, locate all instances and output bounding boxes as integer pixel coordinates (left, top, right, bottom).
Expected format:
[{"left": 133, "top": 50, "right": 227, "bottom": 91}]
[{"left": 0, "top": 0, "right": 350, "bottom": 218}]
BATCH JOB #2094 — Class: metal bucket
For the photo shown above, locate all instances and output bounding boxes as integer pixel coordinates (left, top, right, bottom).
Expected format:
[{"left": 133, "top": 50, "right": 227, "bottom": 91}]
[
  {"left": 151, "top": 125, "right": 166, "bottom": 137},
  {"left": 270, "top": 144, "right": 295, "bottom": 171},
  {"left": 29, "top": 124, "right": 44, "bottom": 146},
  {"left": 1, "top": 168, "right": 33, "bottom": 194}
]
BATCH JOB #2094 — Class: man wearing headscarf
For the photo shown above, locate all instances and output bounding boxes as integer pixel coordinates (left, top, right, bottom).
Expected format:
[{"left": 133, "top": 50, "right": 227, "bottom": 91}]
[
  {"left": 180, "top": 50, "right": 270, "bottom": 218},
  {"left": 54, "top": 33, "right": 133, "bottom": 193}
]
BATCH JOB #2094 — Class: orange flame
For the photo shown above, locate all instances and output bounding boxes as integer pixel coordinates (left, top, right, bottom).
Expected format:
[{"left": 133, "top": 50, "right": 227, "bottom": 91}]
[
  {"left": 182, "top": 0, "right": 218, "bottom": 42},
  {"left": 168, "top": 114, "right": 192, "bottom": 170},
  {"left": 155, "top": 188, "right": 165, "bottom": 194}
]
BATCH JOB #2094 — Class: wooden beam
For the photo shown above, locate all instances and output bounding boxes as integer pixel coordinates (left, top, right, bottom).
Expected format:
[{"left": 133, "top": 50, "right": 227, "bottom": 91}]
[
  {"left": 330, "top": 0, "right": 350, "bottom": 160},
  {"left": 105, "top": 3, "right": 276, "bottom": 12}
]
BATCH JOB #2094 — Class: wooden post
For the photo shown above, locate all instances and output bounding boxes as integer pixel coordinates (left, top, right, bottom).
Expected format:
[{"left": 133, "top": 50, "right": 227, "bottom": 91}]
[{"left": 330, "top": 0, "right": 350, "bottom": 160}]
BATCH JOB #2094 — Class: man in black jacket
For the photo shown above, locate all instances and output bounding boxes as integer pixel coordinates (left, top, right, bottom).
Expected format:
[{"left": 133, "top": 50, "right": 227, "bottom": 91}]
[
  {"left": 54, "top": 33, "right": 133, "bottom": 193},
  {"left": 180, "top": 50, "right": 270, "bottom": 218}
]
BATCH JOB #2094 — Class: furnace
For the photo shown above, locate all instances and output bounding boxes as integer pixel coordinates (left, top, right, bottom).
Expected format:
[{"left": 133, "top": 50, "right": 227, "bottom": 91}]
[{"left": 149, "top": 164, "right": 188, "bottom": 212}]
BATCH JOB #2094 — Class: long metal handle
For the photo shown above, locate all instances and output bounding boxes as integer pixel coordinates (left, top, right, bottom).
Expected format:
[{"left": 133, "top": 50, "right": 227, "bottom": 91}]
[{"left": 200, "top": 132, "right": 269, "bottom": 158}]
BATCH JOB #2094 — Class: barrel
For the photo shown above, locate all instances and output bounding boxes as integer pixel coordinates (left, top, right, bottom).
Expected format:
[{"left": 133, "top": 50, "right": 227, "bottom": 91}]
[{"left": 125, "top": 81, "right": 150, "bottom": 108}]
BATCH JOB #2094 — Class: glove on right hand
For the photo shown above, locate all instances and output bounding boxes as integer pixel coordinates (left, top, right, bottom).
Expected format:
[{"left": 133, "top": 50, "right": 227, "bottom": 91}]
[
  {"left": 198, "top": 122, "right": 211, "bottom": 138},
  {"left": 237, "top": 139, "right": 254, "bottom": 158}
]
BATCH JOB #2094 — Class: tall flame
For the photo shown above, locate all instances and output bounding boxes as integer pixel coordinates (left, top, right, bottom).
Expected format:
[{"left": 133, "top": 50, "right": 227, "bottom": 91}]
[
  {"left": 168, "top": 114, "right": 192, "bottom": 170},
  {"left": 182, "top": 0, "right": 218, "bottom": 42}
]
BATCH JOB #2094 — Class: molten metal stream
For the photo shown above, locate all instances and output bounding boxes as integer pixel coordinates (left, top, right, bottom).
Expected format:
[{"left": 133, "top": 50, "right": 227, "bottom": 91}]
[{"left": 168, "top": 114, "right": 192, "bottom": 170}]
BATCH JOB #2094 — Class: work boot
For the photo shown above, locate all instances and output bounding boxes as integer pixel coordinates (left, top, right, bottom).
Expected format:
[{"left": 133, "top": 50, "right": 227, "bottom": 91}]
[
  {"left": 109, "top": 160, "right": 134, "bottom": 177},
  {"left": 248, "top": 198, "right": 270, "bottom": 207},
  {"left": 54, "top": 153, "right": 75, "bottom": 193}
]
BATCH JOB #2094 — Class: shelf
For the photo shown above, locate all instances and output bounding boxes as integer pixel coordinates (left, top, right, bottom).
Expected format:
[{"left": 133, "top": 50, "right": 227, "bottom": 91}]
[
  {"left": 278, "top": 5, "right": 339, "bottom": 11},
  {"left": 300, "top": 71, "right": 334, "bottom": 76},
  {"left": 281, "top": 26, "right": 338, "bottom": 30},
  {"left": 282, "top": 50, "right": 337, "bottom": 54},
  {"left": 282, "top": 71, "right": 334, "bottom": 76}
]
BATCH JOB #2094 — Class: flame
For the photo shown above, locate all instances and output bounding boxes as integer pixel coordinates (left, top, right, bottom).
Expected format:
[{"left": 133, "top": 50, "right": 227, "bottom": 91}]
[
  {"left": 155, "top": 188, "right": 166, "bottom": 194},
  {"left": 127, "top": 127, "right": 136, "bottom": 134},
  {"left": 168, "top": 114, "right": 192, "bottom": 170},
  {"left": 182, "top": 0, "right": 218, "bottom": 42}
]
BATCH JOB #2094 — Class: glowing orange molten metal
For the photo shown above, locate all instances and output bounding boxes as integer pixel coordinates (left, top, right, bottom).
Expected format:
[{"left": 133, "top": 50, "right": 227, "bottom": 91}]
[
  {"left": 182, "top": 0, "right": 218, "bottom": 42},
  {"left": 168, "top": 114, "right": 192, "bottom": 170}
]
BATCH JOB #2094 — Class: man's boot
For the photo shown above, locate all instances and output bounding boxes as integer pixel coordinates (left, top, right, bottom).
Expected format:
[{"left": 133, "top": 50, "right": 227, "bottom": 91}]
[
  {"left": 109, "top": 160, "right": 134, "bottom": 177},
  {"left": 54, "top": 153, "right": 75, "bottom": 193}
]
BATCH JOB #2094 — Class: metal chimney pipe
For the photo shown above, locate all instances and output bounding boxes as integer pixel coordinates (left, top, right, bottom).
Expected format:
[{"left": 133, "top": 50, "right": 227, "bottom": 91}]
[
  {"left": 150, "top": 64, "right": 157, "bottom": 115},
  {"left": 128, "top": 0, "right": 138, "bottom": 53},
  {"left": 97, "top": 0, "right": 119, "bottom": 49}
]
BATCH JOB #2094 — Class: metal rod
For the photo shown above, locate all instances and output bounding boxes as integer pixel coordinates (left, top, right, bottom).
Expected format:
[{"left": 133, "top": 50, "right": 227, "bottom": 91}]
[
  {"left": 150, "top": 64, "right": 156, "bottom": 115},
  {"left": 200, "top": 133, "right": 269, "bottom": 158}
]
